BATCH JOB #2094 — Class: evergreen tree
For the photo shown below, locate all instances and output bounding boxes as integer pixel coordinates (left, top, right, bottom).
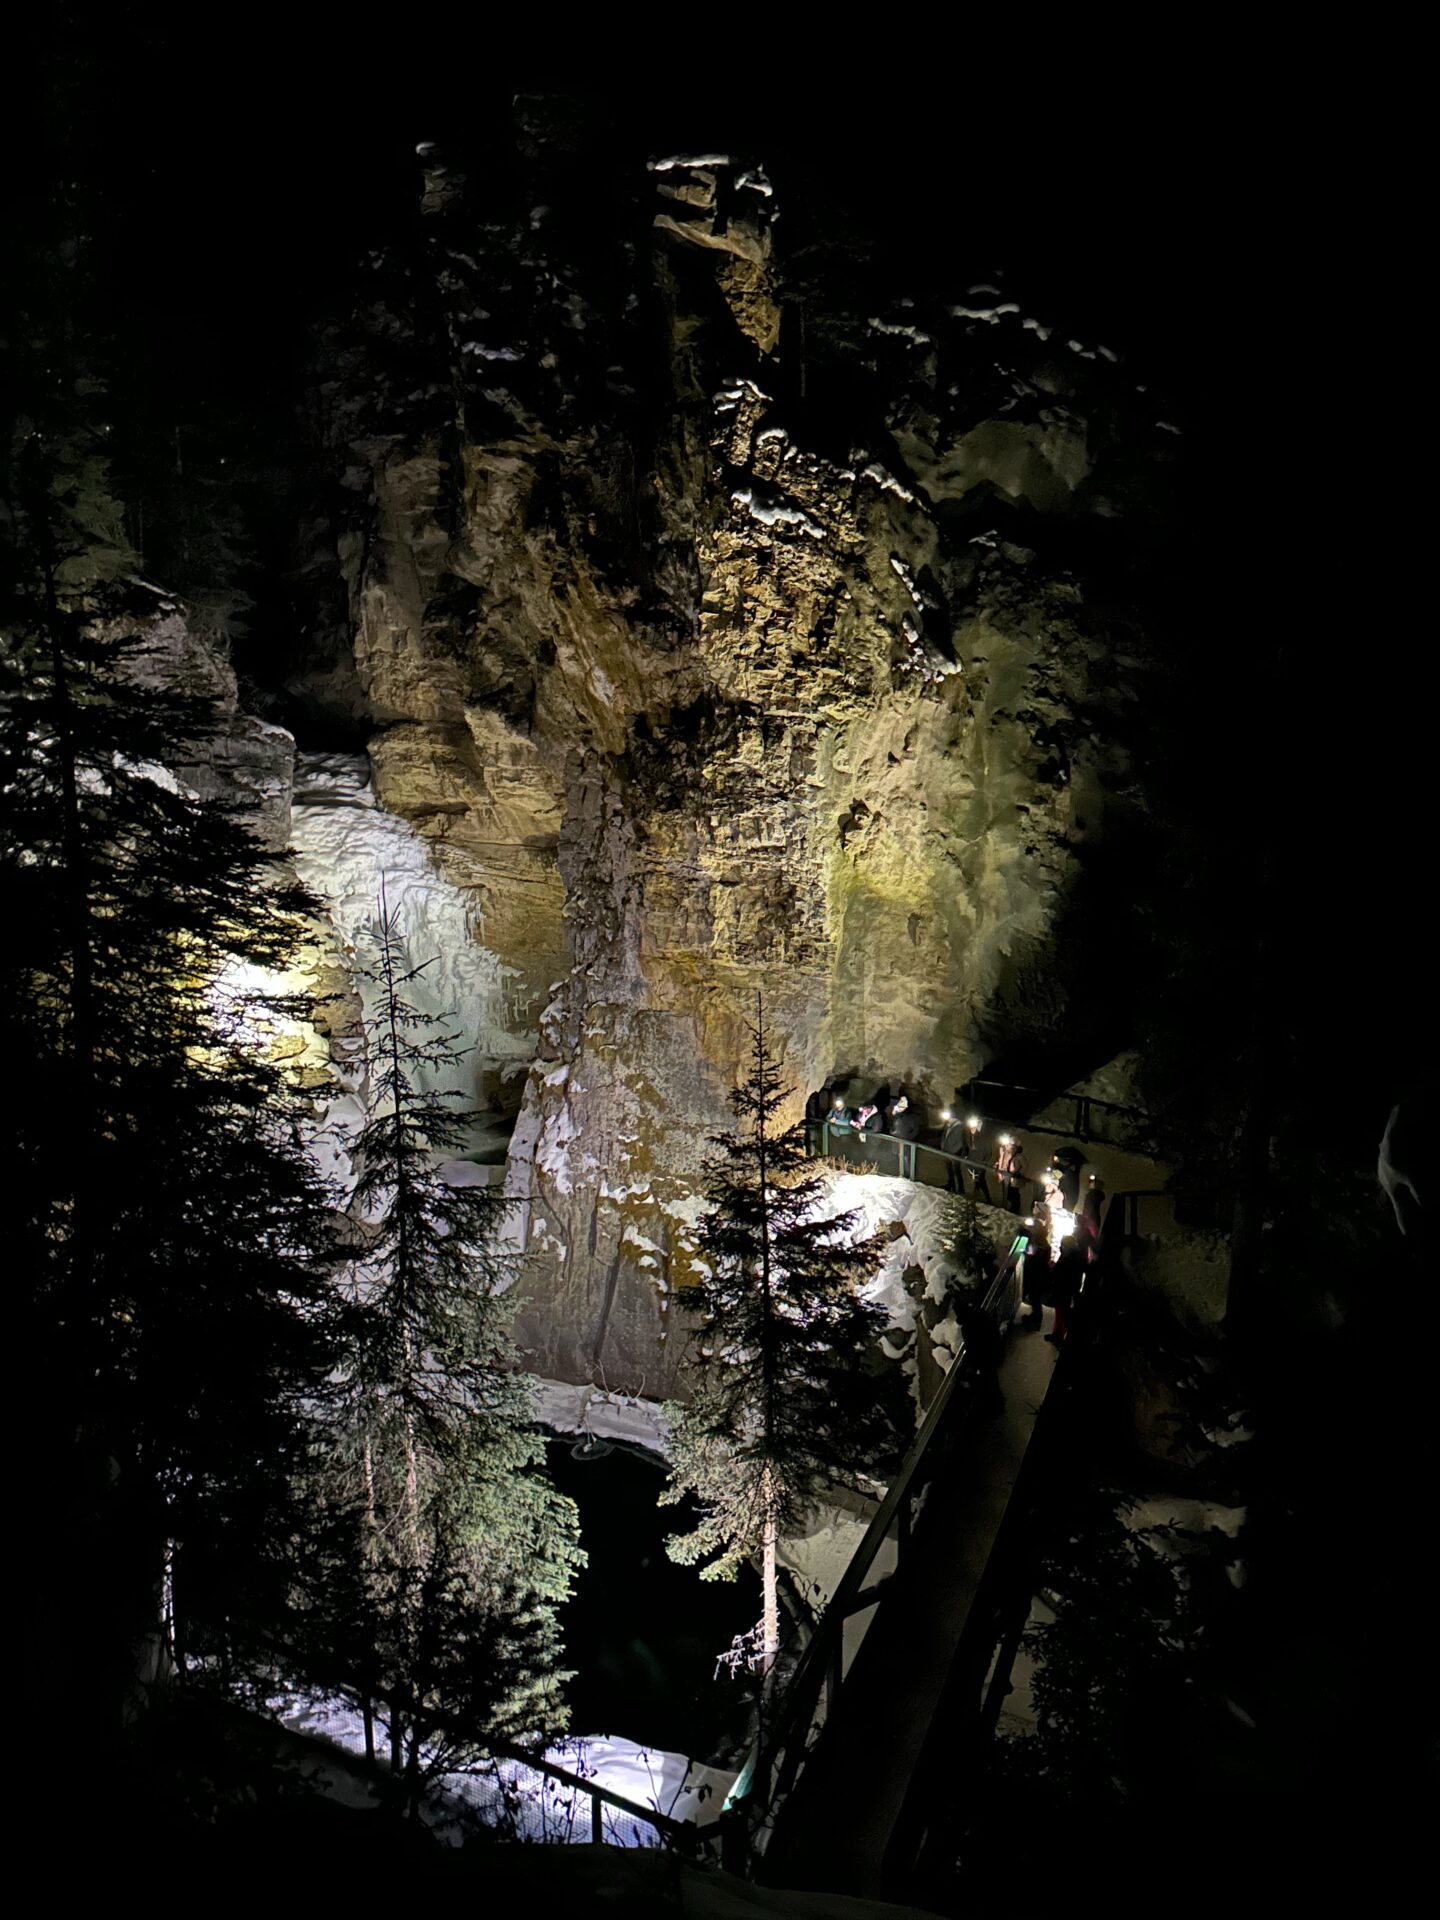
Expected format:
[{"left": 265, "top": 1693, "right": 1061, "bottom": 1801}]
[
  {"left": 661, "top": 995, "right": 897, "bottom": 1673},
  {"left": 292, "top": 894, "right": 582, "bottom": 1807},
  {"left": 994, "top": 1481, "right": 1222, "bottom": 1799},
  {"left": 944, "top": 1191, "right": 1002, "bottom": 1292},
  {"left": 1, "top": 435, "right": 341, "bottom": 1737}
]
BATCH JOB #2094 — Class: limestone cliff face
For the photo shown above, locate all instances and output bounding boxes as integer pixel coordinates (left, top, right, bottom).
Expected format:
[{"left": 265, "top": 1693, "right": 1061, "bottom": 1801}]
[
  {"left": 117, "top": 589, "right": 296, "bottom": 852},
  {"left": 302, "top": 129, "right": 1172, "bottom": 1395}
]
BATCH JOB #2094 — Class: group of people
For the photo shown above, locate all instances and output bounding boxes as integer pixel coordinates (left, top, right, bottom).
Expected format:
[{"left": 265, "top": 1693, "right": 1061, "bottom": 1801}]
[
  {"left": 804, "top": 1076, "right": 1110, "bottom": 1350},
  {"left": 804, "top": 1082, "right": 1052, "bottom": 1215},
  {"left": 806, "top": 1082, "right": 924, "bottom": 1146},
  {"left": 938, "top": 1109, "right": 1030, "bottom": 1210},
  {"left": 1019, "top": 1158, "right": 1107, "bottom": 1345}
]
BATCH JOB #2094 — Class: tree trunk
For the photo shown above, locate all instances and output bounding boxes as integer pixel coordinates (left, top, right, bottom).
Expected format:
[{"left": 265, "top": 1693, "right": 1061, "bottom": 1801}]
[
  {"left": 362, "top": 1696, "right": 375, "bottom": 1765},
  {"left": 402, "top": 1409, "right": 419, "bottom": 1552},
  {"left": 761, "top": 1472, "right": 780, "bottom": 1672},
  {"left": 361, "top": 1434, "right": 378, "bottom": 1542}
]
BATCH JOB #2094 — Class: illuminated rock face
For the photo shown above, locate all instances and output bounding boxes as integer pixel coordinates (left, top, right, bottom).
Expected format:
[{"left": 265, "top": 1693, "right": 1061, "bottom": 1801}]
[
  {"left": 117, "top": 601, "right": 297, "bottom": 852},
  {"left": 305, "top": 135, "right": 1167, "bottom": 1395}
]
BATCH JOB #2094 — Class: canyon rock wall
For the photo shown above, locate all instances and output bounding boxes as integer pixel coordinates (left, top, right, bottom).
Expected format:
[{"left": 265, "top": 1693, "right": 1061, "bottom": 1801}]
[{"left": 301, "top": 125, "right": 1175, "bottom": 1395}]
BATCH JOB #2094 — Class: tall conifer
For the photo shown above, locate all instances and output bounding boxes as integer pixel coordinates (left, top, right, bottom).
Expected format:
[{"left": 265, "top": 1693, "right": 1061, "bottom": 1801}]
[
  {"left": 2, "top": 436, "right": 340, "bottom": 1729},
  {"left": 661, "top": 996, "right": 897, "bottom": 1672},
  {"left": 295, "top": 896, "right": 581, "bottom": 1807}
]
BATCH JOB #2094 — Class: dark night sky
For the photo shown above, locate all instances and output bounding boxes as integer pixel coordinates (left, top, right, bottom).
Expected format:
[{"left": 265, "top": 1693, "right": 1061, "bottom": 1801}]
[
  {"left": 21, "top": 26, "right": 1296, "bottom": 415},
  {"left": 15, "top": 29, "right": 1426, "bottom": 1107}
]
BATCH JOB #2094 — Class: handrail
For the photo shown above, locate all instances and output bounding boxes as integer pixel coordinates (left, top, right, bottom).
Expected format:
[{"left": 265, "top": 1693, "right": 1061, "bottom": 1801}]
[
  {"left": 961, "top": 1075, "right": 1150, "bottom": 1122},
  {"left": 1095, "top": 1187, "right": 1172, "bottom": 1250},
  {"left": 307, "top": 1684, "right": 699, "bottom": 1849},
  {"left": 814, "top": 1121, "right": 1045, "bottom": 1205},
  {"left": 488, "top": 1739, "right": 700, "bottom": 1848},
  {"left": 722, "top": 1234, "right": 1028, "bottom": 1855},
  {"left": 959, "top": 1076, "right": 1157, "bottom": 1151}
]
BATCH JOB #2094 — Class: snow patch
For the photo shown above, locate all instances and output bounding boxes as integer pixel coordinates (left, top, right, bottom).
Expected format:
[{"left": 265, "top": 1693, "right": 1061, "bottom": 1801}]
[
  {"left": 949, "top": 301, "right": 1021, "bottom": 323},
  {"left": 730, "top": 488, "right": 825, "bottom": 539},
  {"left": 530, "top": 1376, "right": 669, "bottom": 1454},
  {"left": 556, "top": 1737, "right": 737, "bottom": 1828},
  {"left": 649, "top": 154, "right": 733, "bottom": 172},
  {"left": 1124, "top": 1496, "right": 1247, "bottom": 1539},
  {"left": 274, "top": 1689, "right": 730, "bottom": 1843},
  {"left": 661, "top": 1189, "right": 711, "bottom": 1231},
  {"left": 777, "top": 1494, "right": 893, "bottom": 1615},
  {"left": 868, "top": 318, "right": 936, "bottom": 346},
  {"left": 805, "top": 1170, "right": 964, "bottom": 1334},
  {"left": 858, "top": 463, "right": 917, "bottom": 504}
]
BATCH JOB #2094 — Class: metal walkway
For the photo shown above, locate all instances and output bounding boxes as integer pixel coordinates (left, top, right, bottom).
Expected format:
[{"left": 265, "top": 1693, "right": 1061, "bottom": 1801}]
[
  {"left": 713, "top": 1090, "right": 1176, "bottom": 1896},
  {"left": 758, "top": 1327, "right": 1059, "bottom": 1899}
]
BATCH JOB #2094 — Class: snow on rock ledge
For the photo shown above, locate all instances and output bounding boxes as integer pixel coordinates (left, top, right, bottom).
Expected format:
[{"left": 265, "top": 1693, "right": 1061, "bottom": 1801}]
[{"left": 529, "top": 1377, "right": 670, "bottom": 1455}]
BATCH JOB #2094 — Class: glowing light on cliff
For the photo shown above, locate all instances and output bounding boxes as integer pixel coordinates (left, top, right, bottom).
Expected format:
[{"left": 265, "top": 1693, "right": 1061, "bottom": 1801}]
[{"left": 206, "top": 953, "right": 326, "bottom": 1075}]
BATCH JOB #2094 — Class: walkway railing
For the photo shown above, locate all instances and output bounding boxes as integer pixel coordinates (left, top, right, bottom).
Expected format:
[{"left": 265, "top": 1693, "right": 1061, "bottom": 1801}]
[
  {"left": 893, "top": 1189, "right": 1157, "bottom": 1894},
  {"left": 719, "top": 1231, "right": 1029, "bottom": 1873},
  {"left": 813, "top": 1121, "right": 1043, "bottom": 1212},
  {"left": 959, "top": 1076, "right": 1156, "bottom": 1150},
  {"left": 284, "top": 1685, "right": 705, "bottom": 1852},
  {"left": 489, "top": 1739, "right": 702, "bottom": 1850}
]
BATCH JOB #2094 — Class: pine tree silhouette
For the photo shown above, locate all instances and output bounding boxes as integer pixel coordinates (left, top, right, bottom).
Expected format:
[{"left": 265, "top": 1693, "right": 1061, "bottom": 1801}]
[
  {"left": 291, "top": 893, "right": 581, "bottom": 1807},
  {"left": 661, "top": 993, "right": 898, "bottom": 1673},
  {"left": 2, "top": 434, "right": 340, "bottom": 1738}
]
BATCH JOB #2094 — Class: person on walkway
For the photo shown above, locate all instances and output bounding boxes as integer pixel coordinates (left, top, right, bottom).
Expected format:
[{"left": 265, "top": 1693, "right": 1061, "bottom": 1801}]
[
  {"left": 1055, "top": 1144, "right": 1085, "bottom": 1211},
  {"left": 940, "top": 1110, "right": 971, "bottom": 1192},
  {"left": 1012, "top": 1145, "right": 1030, "bottom": 1214},
  {"left": 889, "top": 1094, "right": 922, "bottom": 1176},
  {"left": 994, "top": 1133, "right": 1017, "bottom": 1178},
  {"left": 827, "top": 1093, "right": 854, "bottom": 1137},
  {"left": 1021, "top": 1222, "right": 1051, "bottom": 1329},
  {"left": 953, "top": 1295, "right": 1004, "bottom": 1418},
  {"left": 1046, "top": 1234, "right": 1085, "bottom": 1343},
  {"left": 995, "top": 1136, "right": 1026, "bottom": 1215},
  {"left": 804, "top": 1081, "right": 832, "bottom": 1154},
  {"left": 1082, "top": 1174, "right": 1106, "bottom": 1248}
]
